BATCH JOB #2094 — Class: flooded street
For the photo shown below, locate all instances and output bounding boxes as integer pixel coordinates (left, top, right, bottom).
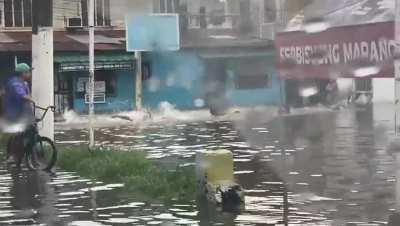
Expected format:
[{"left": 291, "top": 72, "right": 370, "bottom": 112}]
[{"left": 1, "top": 104, "right": 399, "bottom": 225}]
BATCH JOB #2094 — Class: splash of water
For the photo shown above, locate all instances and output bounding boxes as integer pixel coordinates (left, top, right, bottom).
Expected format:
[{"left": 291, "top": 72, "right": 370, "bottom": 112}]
[
  {"left": 194, "top": 98, "right": 205, "bottom": 108},
  {"left": 63, "top": 110, "right": 80, "bottom": 124},
  {"left": 147, "top": 78, "right": 161, "bottom": 92},
  {"left": 303, "top": 17, "right": 330, "bottom": 33},
  {"left": 353, "top": 65, "right": 381, "bottom": 77},
  {"left": 299, "top": 86, "right": 319, "bottom": 97}
]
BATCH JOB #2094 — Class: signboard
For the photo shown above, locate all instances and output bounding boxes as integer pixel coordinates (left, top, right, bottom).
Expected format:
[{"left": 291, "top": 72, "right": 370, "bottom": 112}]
[
  {"left": 59, "top": 62, "right": 134, "bottom": 72},
  {"left": 95, "top": 81, "right": 106, "bottom": 93},
  {"left": 276, "top": 21, "right": 396, "bottom": 79},
  {"left": 77, "top": 77, "right": 88, "bottom": 92},
  {"left": 85, "top": 81, "right": 106, "bottom": 93},
  {"left": 126, "top": 14, "right": 180, "bottom": 51},
  {"left": 77, "top": 78, "right": 106, "bottom": 93},
  {"left": 85, "top": 93, "right": 106, "bottom": 104}
]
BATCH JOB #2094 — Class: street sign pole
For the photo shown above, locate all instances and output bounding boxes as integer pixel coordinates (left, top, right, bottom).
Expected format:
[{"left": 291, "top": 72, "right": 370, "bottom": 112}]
[
  {"left": 88, "top": 0, "right": 95, "bottom": 149},
  {"left": 126, "top": 14, "right": 180, "bottom": 111}
]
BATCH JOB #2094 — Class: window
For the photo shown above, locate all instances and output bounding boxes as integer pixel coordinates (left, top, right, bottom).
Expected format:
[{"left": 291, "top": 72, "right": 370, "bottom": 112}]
[
  {"left": 264, "top": 0, "right": 276, "bottom": 23},
  {"left": 81, "top": 0, "right": 88, "bottom": 26},
  {"left": 355, "top": 78, "right": 372, "bottom": 92},
  {"left": 4, "top": 0, "right": 32, "bottom": 27},
  {"left": 95, "top": 71, "right": 116, "bottom": 95},
  {"left": 234, "top": 74, "right": 271, "bottom": 90},
  {"left": 81, "top": 0, "right": 110, "bottom": 27},
  {"left": 142, "top": 63, "right": 152, "bottom": 81},
  {"left": 76, "top": 71, "right": 117, "bottom": 99},
  {"left": 209, "top": 6, "right": 225, "bottom": 26},
  {"left": 159, "top": 0, "right": 179, "bottom": 13}
]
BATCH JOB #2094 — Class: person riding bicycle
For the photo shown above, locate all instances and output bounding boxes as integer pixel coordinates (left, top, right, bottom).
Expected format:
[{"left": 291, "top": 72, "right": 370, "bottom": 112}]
[
  {"left": 4, "top": 63, "right": 34, "bottom": 165},
  {"left": 4, "top": 63, "right": 34, "bottom": 124},
  {"left": 4, "top": 64, "right": 57, "bottom": 170}
]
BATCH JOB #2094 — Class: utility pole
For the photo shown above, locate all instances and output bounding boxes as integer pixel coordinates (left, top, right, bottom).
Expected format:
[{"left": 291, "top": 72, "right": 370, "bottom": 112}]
[
  {"left": 395, "top": 0, "right": 400, "bottom": 213},
  {"left": 394, "top": 0, "right": 400, "bottom": 136},
  {"left": 396, "top": 0, "right": 400, "bottom": 136},
  {"left": 135, "top": 52, "right": 143, "bottom": 110},
  {"left": 32, "top": 0, "right": 54, "bottom": 140},
  {"left": 88, "top": 0, "right": 95, "bottom": 149}
]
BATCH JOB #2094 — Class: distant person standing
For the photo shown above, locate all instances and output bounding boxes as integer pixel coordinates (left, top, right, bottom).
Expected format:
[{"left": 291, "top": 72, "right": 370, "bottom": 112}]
[
  {"left": 4, "top": 63, "right": 34, "bottom": 123},
  {"left": 325, "top": 79, "right": 338, "bottom": 105}
]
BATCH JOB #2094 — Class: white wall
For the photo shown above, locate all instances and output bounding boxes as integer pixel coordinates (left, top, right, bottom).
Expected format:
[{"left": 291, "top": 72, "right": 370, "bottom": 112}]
[
  {"left": 0, "top": 0, "right": 154, "bottom": 30},
  {"left": 53, "top": 0, "right": 154, "bottom": 29},
  {"left": 337, "top": 78, "right": 354, "bottom": 102},
  {"left": 373, "top": 78, "right": 395, "bottom": 103},
  {"left": 113, "top": 0, "right": 154, "bottom": 27},
  {"left": 53, "top": 0, "right": 81, "bottom": 29}
]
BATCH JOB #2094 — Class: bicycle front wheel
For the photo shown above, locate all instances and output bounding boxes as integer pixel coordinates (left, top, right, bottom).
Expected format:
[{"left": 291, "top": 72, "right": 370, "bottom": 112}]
[{"left": 26, "top": 137, "right": 58, "bottom": 171}]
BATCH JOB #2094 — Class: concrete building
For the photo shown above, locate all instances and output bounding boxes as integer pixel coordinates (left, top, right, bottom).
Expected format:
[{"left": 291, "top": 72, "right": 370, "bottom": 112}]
[
  {"left": 276, "top": 0, "right": 395, "bottom": 105},
  {"left": 0, "top": 0, "right": 286, "bottom": 115}
]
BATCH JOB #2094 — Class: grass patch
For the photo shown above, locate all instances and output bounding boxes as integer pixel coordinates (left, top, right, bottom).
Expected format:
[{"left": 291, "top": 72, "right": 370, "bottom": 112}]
[
  {"left": 0, "top": 133, "right": 9, "bottom": 147},
  {"left": 57, "top": 147, "right": 197, "bottom": 203}
]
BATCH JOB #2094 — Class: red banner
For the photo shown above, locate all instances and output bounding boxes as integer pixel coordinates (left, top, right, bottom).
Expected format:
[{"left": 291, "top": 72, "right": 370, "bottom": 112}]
[{"left": 275, "top": 21, "right": 395, "bottom": 79}]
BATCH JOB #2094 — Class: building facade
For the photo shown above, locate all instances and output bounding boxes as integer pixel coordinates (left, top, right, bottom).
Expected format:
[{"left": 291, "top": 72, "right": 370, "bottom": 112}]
[
  {"left": 276, "top": 0, "right": 395, "bottom": 106},
  {"left": 0, "top": 0, "right": 286, "bottom": 115},
  {"left": 147, "top": 0, "right": 286, "bottom": 111}
]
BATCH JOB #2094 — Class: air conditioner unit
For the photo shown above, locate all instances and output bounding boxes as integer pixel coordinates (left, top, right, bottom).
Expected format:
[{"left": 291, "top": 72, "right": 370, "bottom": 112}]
[{"left": 66, "top": 17, "right": 83, "bottom": 29}]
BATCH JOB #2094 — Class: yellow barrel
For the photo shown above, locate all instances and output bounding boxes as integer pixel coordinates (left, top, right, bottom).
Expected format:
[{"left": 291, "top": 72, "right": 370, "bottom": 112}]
[{"left": 196, "top": 149, "right": 234, "bottom": 186}]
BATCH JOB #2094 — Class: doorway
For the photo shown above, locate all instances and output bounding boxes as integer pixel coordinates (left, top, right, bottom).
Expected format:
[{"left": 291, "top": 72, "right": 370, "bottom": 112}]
[{"left": 54, "top": 73, "right": 73, "bottom": 116}]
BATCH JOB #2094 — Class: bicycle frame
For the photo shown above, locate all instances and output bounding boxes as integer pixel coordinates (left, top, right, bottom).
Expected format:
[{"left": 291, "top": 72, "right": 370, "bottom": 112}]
[{"left": 25, "top": 103, "right": 55, "bottom": 155}]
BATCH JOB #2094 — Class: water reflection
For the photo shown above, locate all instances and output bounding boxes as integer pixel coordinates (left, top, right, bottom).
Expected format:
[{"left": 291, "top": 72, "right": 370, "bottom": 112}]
[
  {"left": 5, "top": 168, "right": 58, "bottom": 225},
  {"left": 1, "top": 104, "right": 399, "bottom": 225}
]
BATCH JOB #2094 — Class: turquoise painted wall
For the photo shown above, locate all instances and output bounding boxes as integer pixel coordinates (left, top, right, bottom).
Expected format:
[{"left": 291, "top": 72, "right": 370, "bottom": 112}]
[
  {"left": 73, "top": 70, "right": 135, "bottom": 113},
  {"left": 143, "top": 52, "right": 284, "bottom": 110},
  {"left": 142, "top": 51, "right": 205, "bottom": 110},
  {"left": 71, "top": 52, "right": 285, "bottom": 114},
  {"left": 226, "top": 57, "right": 285, "bottom": 107},
  {"left": 226, "top": 78, "right": 284, "bottom": 106}
]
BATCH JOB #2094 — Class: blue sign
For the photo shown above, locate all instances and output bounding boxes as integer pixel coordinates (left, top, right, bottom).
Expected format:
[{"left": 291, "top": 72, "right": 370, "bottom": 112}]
[{"left": 126, "top": 14, "right": 180, "bottom": 52}]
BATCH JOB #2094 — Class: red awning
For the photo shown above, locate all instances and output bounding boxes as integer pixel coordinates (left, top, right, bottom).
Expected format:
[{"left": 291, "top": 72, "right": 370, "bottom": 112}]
[{"left": 275, "top": 21, "right": 395, "bottom": 79}]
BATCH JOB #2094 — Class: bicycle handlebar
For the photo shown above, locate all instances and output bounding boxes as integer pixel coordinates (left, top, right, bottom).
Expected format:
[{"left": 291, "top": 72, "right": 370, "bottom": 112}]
[{"left": 32, "top": 103, "right": 55, "bottom": 123}]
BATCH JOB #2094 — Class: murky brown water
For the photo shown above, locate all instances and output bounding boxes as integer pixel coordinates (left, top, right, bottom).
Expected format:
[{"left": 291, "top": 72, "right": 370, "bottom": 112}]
[{"left": 1, "top": 104, "right": 399, "bottom": 225}]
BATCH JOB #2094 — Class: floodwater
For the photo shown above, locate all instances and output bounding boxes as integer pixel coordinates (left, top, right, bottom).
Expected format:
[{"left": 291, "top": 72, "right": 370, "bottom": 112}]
[{"left": 1, "top": 104, "right": 399, "bottom": 225}]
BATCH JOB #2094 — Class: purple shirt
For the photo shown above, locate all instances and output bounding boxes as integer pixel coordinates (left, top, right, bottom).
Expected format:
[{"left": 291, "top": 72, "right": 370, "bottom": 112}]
[{"left": 4, "top": 76, "right": 30, "bottom": 121}]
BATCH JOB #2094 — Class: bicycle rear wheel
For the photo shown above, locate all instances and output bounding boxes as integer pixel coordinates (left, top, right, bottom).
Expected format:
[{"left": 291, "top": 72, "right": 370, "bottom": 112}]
[{"left": 26, "top": 137, "right": 57, "bottom": 171}]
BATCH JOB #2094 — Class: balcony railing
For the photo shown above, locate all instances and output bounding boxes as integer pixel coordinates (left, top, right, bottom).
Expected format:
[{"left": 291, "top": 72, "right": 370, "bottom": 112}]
[
  {"left": 184, "top": 13, "right": 240, "bottom": 29},
  {"left": 180, "top": 12, "right": 260, "bottom": 39},
  {"left": 179, "top": 9, "right": 291, "bottom": 41}
]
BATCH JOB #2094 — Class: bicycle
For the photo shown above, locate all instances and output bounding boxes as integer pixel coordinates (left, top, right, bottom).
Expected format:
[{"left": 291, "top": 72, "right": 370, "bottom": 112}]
[{"left": 6, "top": 103, "right": 58, "bottom": 171}]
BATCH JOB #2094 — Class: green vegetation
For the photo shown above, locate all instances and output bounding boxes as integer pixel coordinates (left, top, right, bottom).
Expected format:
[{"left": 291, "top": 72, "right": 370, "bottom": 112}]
[
  {"left": 57, "top": 147, "right": 197, "bottom": 202},
  {"left": 0, "top": 134, "right": 9, "bottom": 147}
]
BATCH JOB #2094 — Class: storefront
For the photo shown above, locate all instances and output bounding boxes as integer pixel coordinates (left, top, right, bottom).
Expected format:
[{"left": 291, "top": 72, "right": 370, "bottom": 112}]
[
  {"left": 141, "top": 47, "right": 284, "bottom": 112},
  {"left": 54, "top": 52, "right": 136, "bottom": 114},
  {"left": 276, "top": 21, "right": 395, "bottom": 106},
  {"left": 276, "top": 0, "right": 395, "bottom": 105}
]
